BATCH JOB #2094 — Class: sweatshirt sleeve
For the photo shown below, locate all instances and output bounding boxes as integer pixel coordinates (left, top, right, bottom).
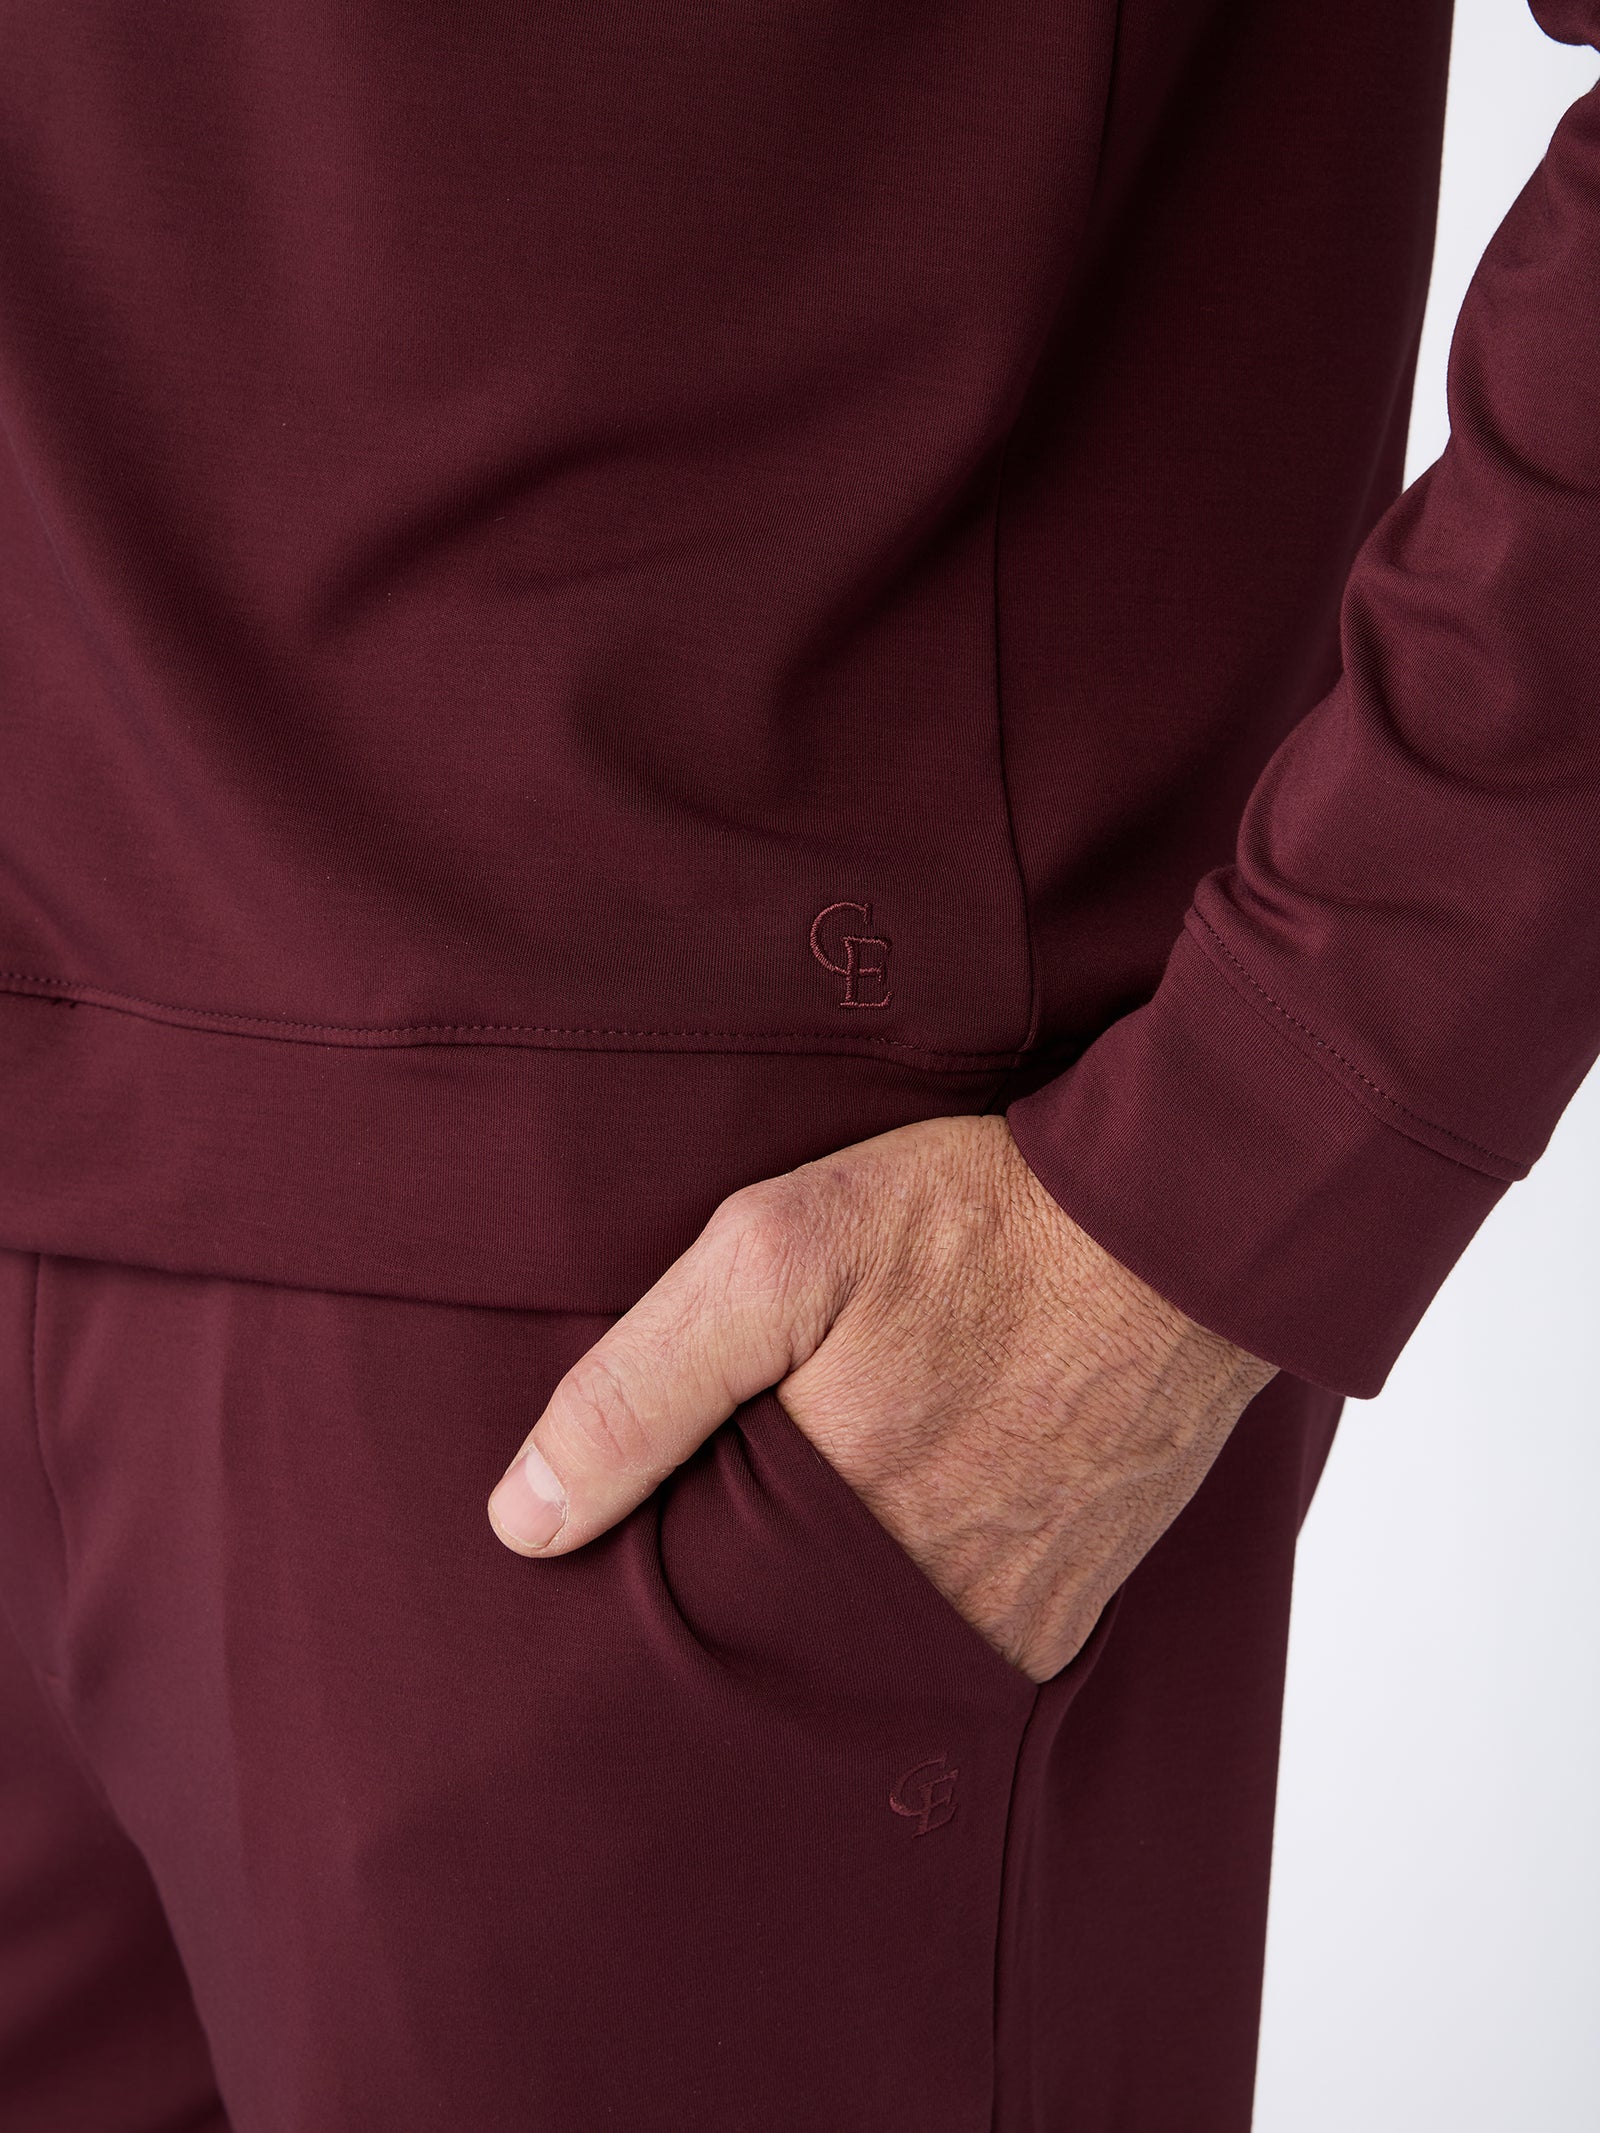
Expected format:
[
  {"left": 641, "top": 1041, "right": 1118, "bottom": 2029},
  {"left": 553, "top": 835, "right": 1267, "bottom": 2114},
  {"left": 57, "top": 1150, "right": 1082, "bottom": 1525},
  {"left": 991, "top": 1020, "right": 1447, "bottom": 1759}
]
[{"left": 1004, "top": 1, "right": 1600, "bottom": 1398}]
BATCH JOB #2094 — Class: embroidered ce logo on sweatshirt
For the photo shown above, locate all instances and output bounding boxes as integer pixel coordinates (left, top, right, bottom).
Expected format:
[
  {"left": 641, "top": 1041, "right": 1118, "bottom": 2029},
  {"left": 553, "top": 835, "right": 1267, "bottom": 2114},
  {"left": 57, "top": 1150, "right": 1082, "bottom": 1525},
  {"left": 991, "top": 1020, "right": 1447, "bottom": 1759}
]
[{"left": 809, "top": 900, "right": 892, "bottom": 1009}]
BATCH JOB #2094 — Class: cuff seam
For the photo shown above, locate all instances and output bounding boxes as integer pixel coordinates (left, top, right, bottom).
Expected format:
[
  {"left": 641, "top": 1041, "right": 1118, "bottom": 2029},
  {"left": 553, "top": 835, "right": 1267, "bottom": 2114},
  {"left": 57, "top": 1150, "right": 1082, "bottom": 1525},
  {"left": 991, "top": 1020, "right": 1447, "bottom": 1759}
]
[{"left": 1182, "top": 911, "right": 1529, "bottom": 1182}]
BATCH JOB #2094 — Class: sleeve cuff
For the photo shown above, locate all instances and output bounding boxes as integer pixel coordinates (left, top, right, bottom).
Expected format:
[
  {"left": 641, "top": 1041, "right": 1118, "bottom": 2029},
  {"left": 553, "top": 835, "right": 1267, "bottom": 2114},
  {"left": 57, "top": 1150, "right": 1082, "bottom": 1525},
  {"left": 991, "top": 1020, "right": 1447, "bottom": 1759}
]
[{"left": 1003, "top": 925, "right": 1512, "bottom": 1397}]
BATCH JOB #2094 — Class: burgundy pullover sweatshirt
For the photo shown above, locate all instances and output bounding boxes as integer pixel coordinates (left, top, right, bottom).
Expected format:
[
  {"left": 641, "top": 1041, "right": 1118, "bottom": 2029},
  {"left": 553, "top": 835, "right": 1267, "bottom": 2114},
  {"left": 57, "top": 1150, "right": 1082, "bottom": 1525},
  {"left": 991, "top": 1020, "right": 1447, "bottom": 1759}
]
[{"left": 2, "top": 2, "right": 1597, "bottom": 1397}]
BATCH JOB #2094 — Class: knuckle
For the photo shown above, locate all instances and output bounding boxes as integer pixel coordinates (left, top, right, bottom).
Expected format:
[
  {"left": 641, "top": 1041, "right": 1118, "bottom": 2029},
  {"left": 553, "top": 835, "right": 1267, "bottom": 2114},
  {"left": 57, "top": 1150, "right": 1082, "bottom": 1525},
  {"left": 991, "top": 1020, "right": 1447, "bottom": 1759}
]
[
  {"left": 553, "top": 1356, "right": 658, "bottom": 1478},
  {"left": 704, "top": 1180, "right": 806, "bottom": 1304}
]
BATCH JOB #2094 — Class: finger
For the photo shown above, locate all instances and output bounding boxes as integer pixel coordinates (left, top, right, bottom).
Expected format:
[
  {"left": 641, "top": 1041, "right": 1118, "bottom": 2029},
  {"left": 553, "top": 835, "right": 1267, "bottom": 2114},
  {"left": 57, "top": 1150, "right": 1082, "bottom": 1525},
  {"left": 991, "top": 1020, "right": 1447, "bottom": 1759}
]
[{"left": 486, "top": 1180, "right": 840, "bottom": 1556}]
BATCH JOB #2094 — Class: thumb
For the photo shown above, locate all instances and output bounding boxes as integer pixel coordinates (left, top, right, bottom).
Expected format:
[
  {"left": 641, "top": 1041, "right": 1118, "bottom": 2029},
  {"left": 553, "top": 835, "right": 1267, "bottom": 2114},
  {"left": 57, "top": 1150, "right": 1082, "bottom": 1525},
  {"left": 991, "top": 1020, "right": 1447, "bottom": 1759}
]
[{"left": 486, "top": 1181, "right": 842, "bottom": 1556}]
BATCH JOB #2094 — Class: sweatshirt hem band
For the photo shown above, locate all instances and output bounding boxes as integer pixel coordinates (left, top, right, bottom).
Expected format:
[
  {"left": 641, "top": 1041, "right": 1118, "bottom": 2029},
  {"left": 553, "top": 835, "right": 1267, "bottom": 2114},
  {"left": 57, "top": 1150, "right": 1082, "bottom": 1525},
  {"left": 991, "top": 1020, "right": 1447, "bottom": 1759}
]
[{"left": 0, "top": 990, "right": 1022, "bottom": 1315}]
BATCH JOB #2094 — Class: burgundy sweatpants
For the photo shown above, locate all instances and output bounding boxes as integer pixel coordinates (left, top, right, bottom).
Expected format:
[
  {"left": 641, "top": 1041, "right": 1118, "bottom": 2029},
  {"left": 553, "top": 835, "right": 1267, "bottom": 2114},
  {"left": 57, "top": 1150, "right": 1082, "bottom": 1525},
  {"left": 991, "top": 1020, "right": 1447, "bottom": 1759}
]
[{"left": 0, "top": 1248, "right": 1339, "bottom": 2131}]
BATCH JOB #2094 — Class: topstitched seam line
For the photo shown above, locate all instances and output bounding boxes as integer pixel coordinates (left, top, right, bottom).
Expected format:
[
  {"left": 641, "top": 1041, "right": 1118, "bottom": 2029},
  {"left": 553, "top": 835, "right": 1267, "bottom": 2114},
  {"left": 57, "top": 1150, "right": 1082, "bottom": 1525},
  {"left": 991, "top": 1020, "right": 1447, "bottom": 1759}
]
[
  {"left": 989, "top": 425, "right": 1039, "bottom": 1058},
  {"left": 26, "top": 1253, "right": 73, "bottom": 1628},
  {"left": 0, "top": 971, "right": 1020, "bottom": 1064},
  {"left": 986, "top": 1680, "right": 1042, "bottom": 2133},
  {"left": 11, "top": 1271, "right": 132, "bottom": 1830},
  {"left": 1187, "top": 914, "right": 1523, "bottom": 1171}
]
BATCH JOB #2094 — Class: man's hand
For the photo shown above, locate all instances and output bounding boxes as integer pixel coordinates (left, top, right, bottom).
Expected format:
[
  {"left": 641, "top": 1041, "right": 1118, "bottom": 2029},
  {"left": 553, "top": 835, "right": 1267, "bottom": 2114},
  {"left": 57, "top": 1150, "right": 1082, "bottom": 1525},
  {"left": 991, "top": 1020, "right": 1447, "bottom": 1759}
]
[{"left": 487, "top": 1114, "right": 1276, "bottom": 1681}]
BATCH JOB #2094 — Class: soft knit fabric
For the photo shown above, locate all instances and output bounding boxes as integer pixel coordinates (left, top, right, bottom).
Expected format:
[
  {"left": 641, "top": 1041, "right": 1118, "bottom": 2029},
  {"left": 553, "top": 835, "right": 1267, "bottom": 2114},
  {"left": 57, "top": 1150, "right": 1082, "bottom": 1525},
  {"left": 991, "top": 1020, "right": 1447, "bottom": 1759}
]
[
  {"left": 0, "top": 1247, "right": 1340, "bottom": 2132},
  {"left": 2, "top": 1, "right": 1597, "bottom": 1393}
]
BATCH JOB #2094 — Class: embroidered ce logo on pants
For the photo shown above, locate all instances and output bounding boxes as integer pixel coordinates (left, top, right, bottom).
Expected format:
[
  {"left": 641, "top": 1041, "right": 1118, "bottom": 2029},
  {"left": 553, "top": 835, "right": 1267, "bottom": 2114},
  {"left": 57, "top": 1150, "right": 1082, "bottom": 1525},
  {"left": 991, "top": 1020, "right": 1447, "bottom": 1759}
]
[
  {"left": 889, "top": 1753, "right": 959, "bottom": 1836},
  {"left": 809, "top": 900, "right": 892, "bottom": 1008}
]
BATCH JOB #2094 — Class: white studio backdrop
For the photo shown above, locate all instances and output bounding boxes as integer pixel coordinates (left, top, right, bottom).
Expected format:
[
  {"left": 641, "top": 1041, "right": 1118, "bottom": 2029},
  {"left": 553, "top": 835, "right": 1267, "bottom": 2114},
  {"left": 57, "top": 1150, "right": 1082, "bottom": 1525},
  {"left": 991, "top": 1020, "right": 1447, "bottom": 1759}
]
[{"left": 1254, "top": 7, "right": 1600, "bottom": 2128}]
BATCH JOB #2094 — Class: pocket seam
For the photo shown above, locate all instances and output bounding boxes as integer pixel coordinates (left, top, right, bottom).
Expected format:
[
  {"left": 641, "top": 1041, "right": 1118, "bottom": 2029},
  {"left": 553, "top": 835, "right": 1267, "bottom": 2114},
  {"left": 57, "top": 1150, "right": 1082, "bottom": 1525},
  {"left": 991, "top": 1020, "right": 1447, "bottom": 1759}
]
[{"left": 751, "top": 1389, "right": 1050, "bottom": 1698}]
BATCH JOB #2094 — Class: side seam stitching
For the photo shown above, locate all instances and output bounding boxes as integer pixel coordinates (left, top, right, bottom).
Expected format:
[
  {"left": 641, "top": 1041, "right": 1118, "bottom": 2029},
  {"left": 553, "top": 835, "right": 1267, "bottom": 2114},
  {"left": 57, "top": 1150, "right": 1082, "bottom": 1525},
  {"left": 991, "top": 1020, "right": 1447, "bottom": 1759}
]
[
  {"left": 27, "top": 1255, "right": 73, "bottom": 1682},
  {"left": 990, "top": 425, "right": 1040, "bottom": 1058},
  {"left": 986, "top": 1686, "right": 1044, "bottom": 2133}
]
